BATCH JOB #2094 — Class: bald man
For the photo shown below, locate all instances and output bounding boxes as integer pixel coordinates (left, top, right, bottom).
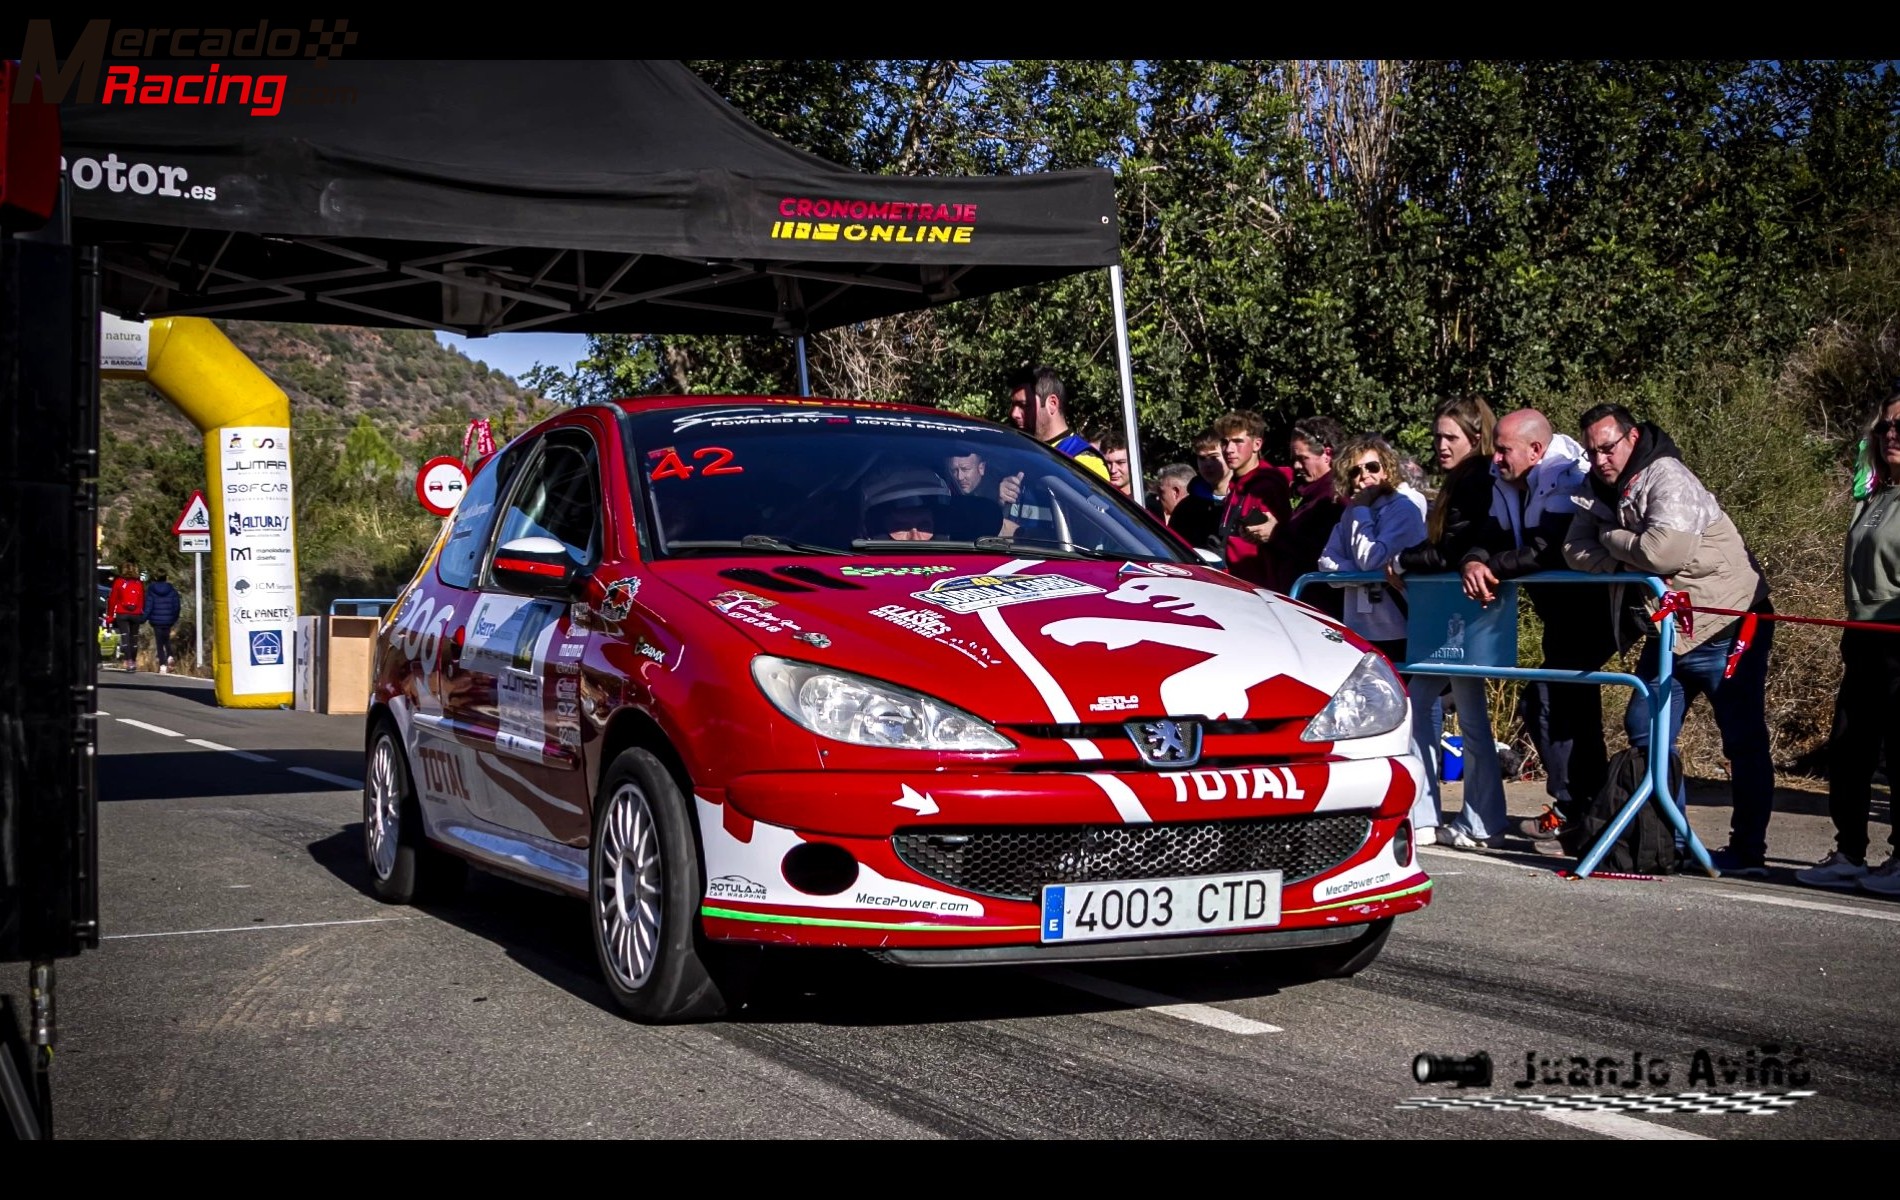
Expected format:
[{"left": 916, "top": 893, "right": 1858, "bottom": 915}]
[{"left": 1456, "top": 407, "right": 1614, "bottom": 844}]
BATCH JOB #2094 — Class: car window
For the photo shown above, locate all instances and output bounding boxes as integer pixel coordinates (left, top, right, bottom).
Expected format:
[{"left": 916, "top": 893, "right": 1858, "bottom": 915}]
[
  {"left": 435, "top": 452, "right": 509, "bottom": 589},
  {"left": 626, "top": 405, "right": 1183, "bottom": 562},
  {"left": 488, "top": 430, "right": 602, "bottom": 582}
]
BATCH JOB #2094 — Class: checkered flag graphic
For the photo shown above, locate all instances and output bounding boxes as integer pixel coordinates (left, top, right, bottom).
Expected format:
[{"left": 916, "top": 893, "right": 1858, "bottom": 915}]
[
  {"left": 1398, "top": 1091, "right": 1815, "bottom": 1116},
  {"left": 304, "top": 20, "right": 358, "bottom": 61}
]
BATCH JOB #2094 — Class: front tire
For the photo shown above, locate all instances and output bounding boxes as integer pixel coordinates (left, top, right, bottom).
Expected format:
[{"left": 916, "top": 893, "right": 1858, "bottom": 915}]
[
  {"left": 364, "top": 720, "right": 465, "bottom": 904},
  {"left": 589, "top": 748, "right": 735, "bottom": 1023}
]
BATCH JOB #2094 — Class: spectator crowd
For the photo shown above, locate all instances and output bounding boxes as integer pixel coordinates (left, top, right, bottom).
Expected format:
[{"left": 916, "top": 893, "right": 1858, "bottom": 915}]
[{"left": 1004, "top": 364, "right": 1900, "bottom": 897}]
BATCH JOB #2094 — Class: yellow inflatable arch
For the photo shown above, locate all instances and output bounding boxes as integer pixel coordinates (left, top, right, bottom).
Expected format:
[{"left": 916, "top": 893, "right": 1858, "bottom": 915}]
[{"left": 103, "top": 316, "right": 298, "bottom": 709}]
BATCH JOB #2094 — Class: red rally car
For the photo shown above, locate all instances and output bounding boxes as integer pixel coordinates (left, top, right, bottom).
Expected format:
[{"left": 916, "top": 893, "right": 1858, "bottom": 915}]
[{"left": 365, "top": 396, "right": 1432, "bottom": 1023}]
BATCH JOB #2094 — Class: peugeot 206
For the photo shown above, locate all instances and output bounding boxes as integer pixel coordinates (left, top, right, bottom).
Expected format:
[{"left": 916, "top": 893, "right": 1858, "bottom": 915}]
[{"left": 365, "top": 396, "right": 1433, "bottom": 1023}]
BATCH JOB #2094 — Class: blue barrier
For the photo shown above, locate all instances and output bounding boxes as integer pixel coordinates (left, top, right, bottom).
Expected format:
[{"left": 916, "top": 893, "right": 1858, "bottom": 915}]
[{"left": 1290, "top": 569, "right": 1713, "bottom": 879}]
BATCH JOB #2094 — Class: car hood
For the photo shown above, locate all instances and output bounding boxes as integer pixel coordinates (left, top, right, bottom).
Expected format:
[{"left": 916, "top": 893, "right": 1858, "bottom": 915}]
[{"left": 652, "top": 556, "right": 1368, "bottom": 725}]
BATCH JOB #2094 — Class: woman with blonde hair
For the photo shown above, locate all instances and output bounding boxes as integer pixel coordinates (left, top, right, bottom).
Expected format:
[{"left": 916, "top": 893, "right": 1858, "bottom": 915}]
[
  {"left": 1316, "top": 434, "right": 1429, "bottom": 655},
  {"left": 1390, "top": 397, "right": 1507, "bottom": 849}
]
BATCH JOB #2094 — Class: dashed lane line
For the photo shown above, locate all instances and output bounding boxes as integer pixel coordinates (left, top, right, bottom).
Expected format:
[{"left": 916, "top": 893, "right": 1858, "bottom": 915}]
[
  {"left": 104, "top": 916, "right": 417, "bottom": 940},
  {"left": 116, "top": 718, "right": 182, "bottom": 738},
  {"left": 1712, "top": 890, "right": 1900, "bottom": 923},
  {"left": 1538, "top": 1108, "right": 1712, "bottom": 1140},
  {"left": 1036, "top": 967, "right": 1284, "bottom": 1035},
  {"left": 186, "top": 738, "right": 275, "bottom": 764}
]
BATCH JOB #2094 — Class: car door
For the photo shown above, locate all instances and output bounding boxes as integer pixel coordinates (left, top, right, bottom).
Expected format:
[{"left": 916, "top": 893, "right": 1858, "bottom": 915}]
[{"left": 450, "top": 426, "right": 602, "bottom": 847}]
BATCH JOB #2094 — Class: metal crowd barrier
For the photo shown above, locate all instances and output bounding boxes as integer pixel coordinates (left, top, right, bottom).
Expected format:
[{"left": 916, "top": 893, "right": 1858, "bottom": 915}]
[{"left": 1290, "top": 568, "right": 1709, "bottom": 879}]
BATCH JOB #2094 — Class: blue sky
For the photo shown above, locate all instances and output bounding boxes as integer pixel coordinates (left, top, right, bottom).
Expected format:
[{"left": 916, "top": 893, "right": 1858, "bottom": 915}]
[{"left": 434, "top": 331, "right": 590, "bottom": 385}]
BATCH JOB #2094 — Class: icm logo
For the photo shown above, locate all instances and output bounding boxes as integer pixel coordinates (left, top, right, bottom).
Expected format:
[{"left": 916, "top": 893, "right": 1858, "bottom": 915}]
[
  {"left": 234, "top": 578, "right": 251, "bottom": 593},
  {"left": 248, "top": 630, "right": 283, "bottom": 666}
]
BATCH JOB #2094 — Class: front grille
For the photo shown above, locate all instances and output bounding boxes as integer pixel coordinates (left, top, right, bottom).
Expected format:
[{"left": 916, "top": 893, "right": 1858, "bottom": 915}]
[
  {"left": 892, "top": 814, "right": 1371, "bottom": 901},
  {"left": 1005, "top": 719, "right": 1285, "bottom": 741}
]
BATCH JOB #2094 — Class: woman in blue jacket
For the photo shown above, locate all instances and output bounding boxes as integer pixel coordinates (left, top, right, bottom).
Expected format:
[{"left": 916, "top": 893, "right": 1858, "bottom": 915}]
[{"left": 144, "top": 569, "right": 182, "bottom": 674}]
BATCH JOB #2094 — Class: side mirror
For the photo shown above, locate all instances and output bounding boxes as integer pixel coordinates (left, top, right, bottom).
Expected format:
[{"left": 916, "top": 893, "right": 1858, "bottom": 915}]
[
  {"left": 1194, "top": 547, "right": 1224, "bottom": 566},
  {"left": 491, "top": 536, "right": 582, "bottom": 598}
]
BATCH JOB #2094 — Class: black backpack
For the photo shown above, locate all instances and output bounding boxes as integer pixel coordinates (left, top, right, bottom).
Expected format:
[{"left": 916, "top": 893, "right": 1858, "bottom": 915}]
[{"left": 1559, "top": 745, "right": 1682, "bottom": 875}]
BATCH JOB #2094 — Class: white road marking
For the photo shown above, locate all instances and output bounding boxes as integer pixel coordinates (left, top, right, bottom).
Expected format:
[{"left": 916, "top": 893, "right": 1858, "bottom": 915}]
[
  {"left": 117, "top": 718, "right": 182, "bottom": 737},
  {"left": 94, "top": 711, "right": 109, "bottom": 717},
  {"left": 186, "top": 738, "right": 275, "bottom": 764},
  {"left": 1038, "top": 967, "right": 1283, "bottom": 1035},
  {"left": 1418, "top": 847, "right": 1544, "bottom": 872},
  {"left": 1537, "top": 1108, "right": 1711, "bottom": 1140},
  {"left": 288, "top": 767, "right": 363, "bottom": 789},
  {"left": 104, "top": 916, "right": 416, "bottom": 940},
  {"left": 1716, "top": 891, "right": 1900, "bottom": 924}
]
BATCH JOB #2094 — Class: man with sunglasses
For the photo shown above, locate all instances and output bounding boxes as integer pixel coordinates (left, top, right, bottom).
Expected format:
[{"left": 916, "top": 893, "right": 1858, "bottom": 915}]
[{"left": 1562, "top": 403, "right": 1776, "bottom": 878}]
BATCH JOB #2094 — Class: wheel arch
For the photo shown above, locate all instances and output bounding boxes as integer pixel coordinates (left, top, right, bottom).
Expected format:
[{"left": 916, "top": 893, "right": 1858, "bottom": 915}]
[{"left": 595, "top": 706, "right": 696, "bottom": 813}]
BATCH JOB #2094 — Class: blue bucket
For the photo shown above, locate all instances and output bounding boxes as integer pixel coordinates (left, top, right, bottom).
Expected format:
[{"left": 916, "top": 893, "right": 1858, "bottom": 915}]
[{"left": 1440, "top": 734, "right": 1464, "bottom": 782}]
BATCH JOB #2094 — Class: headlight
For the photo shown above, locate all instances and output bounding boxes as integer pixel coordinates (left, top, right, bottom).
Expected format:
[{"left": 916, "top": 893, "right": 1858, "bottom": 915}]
[
  {"left": 1300, "top": 652, "right": 1408, "bottom": 742},
  {"left": 751, "top": 656, "right": 1014, "bottom": 751}
]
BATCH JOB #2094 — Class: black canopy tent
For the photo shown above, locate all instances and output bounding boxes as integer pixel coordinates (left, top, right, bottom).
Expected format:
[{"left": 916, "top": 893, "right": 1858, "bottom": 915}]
[{"left": 54, "top": 60, "right": 1144, "bottom": 485}]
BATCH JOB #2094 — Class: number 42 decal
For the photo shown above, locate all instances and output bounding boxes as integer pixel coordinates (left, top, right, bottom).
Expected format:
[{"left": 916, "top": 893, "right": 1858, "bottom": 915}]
[{"left": 649, "top": 446, "right": 743, "bottom": 481}]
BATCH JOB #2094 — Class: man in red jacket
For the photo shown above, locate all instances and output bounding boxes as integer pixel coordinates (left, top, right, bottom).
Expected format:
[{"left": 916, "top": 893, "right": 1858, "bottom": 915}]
[
  {"left": 1212, "top": 410, "right": 1293, "bottom": 589},
  {"left": 107, "top": 561, "right": 146, "bottom": 672}
]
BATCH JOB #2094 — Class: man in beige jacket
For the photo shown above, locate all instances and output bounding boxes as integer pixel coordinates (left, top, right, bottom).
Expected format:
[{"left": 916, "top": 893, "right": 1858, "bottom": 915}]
[{"left": 1563, "top": 403, "right": 1775, "bottom": 877}]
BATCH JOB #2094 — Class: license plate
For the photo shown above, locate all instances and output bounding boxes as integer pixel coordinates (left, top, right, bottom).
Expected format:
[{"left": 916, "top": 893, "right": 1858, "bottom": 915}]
[{"left": 1039, "top": 870, "right": 1283, "bottom": 944}]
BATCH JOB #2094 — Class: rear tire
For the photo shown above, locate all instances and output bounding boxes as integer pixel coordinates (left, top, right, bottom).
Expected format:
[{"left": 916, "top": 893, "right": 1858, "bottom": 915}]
[
  {"left": 589, "top": 748, "right": 738, "bottom": 1023},
  {"left": 364, "top": 720, "right": 465, "bottom": 904}
]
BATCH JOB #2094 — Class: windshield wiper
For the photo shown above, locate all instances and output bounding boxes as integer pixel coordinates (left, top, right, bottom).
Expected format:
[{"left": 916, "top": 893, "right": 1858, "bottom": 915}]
[
  {"left": 849, "top": 536, "right": 1128, "bottom": 562},
  {"left": 666, "top": 535, "right": 845, "bottom": 556},
  {"left": 972, "top": 536, "right": 1128, "bottom": 561}
]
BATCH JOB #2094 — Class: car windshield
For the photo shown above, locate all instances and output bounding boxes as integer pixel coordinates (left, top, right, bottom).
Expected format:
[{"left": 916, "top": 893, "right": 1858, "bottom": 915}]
[{"left": 623, "top": 403, "right": 1186, "bottom": 563}]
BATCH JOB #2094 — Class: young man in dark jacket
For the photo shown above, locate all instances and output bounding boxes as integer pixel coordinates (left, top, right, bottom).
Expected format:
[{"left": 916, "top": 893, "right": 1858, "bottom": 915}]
[{"left": 145, "top": 569, "right": 182, "bottom": 674}]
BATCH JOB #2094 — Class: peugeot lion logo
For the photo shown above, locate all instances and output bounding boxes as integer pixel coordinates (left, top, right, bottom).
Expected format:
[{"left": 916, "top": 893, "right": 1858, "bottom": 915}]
[{"left": 1128, "top": 718, "right": 1203, "bottom": 768}]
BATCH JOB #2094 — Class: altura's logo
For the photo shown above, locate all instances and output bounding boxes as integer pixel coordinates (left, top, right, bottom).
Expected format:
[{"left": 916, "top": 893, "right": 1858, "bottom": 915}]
[{"left": 12, "top": 19, "right": 357, "bottom": 117}]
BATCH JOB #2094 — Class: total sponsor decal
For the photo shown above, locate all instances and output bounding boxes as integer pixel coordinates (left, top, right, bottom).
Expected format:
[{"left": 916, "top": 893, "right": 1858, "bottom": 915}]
[
  {"left": 1160, "top": 767, "right": 1308, "bottom": 804},
  {"left": 709, "top": 589, "right": 802, "bottom": 634},
  {"left": 695, "top": 796, "right": 983, "bottom": 918},
  {"left": 912, "top": 573, "right": 1103, "bottom": 615}
]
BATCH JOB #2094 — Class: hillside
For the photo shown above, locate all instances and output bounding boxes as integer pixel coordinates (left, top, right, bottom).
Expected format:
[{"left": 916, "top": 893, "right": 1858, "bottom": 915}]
[{"left": 98, "top": 320, "right": 565, "bottom": 627}]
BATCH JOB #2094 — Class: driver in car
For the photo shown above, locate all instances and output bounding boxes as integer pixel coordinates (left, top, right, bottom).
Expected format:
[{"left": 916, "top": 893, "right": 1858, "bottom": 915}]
[{"left": 862, "top": 465, "right": 951, "bottom": 542}]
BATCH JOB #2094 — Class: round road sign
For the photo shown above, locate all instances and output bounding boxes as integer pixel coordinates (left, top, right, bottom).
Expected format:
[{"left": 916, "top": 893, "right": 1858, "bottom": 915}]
[{"left": 416, "top": 456, "right": 471, "bottom": 517}]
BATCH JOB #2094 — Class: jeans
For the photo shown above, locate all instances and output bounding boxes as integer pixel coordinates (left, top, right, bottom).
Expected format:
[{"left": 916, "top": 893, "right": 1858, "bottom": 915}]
[
  {"left": 1518, "top": 617, "right": 1615, "bottom": 816},
  {"left": 115, "top": 616, "right": 140, "bottom": 665},
  {"left": 1411, "top": 674, "right": 1507, "bottom": 840},
  {"left": 1625, "top": 615, "right": 1776, "bottom": 859},
  {"left": 153, "top": 623, "right": 174, "bottom": 668}
]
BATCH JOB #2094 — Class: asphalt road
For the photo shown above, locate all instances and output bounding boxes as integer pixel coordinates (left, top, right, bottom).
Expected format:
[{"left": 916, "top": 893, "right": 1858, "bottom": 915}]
[{"left": 41, "top": 672, "right": 1900, "bottom": 1139}]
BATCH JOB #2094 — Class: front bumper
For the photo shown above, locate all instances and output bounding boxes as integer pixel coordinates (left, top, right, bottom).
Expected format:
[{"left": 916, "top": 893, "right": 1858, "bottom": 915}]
[{"left": 694, "top": 754, "right": 1431, "bottom": 952}]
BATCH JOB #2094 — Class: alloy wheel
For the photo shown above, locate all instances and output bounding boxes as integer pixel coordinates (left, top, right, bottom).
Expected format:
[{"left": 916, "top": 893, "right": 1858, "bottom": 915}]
[
  {"left": 366, "top": 734, "right": 402, "bottom": 881},
  {"left": 597, "top": 781, "right": 664, "bottom": 990}
]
